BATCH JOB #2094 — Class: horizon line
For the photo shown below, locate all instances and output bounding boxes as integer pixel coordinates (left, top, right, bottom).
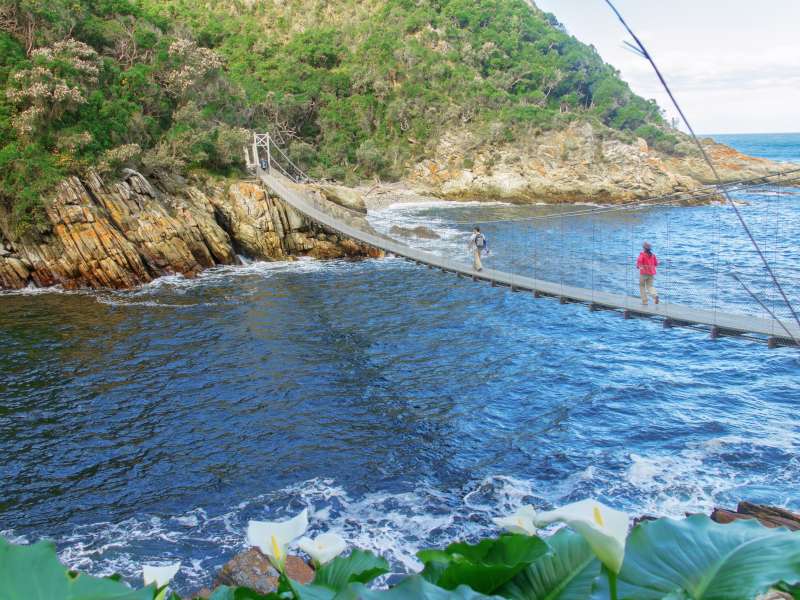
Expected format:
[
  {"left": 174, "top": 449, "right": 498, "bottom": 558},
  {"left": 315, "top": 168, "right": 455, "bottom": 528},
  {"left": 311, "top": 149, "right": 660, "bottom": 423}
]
[{"left": 700, "top": 131, "right": 800, "bottom": 137}]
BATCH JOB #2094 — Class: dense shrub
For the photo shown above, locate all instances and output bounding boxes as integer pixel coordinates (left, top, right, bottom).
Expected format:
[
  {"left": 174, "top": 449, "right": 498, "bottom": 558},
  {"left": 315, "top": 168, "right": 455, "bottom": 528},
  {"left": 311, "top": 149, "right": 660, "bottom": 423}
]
[{"left": 0, "top": 0, "right": 671, "bottom": 234}]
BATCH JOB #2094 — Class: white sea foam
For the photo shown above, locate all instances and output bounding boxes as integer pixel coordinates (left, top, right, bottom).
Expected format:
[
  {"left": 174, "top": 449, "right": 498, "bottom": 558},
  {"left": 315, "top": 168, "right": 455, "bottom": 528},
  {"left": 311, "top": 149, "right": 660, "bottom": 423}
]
[
  {"left": 0, "top": 255, "right": 374, "bottom": 302},
  {"left": 21, "top": 439, "right": 797, "bottom": 595},
  {"left": 44, "top": 476, "right": 545, "bottom": 591},
  {"left": 623, "top": 431, "right": 800, "bottom": 517},
  {"left": 0, "top": 530, "right": 29, "bottom": 544},
  {"left": 377, "top": 199, "right": 514, "bottom": 211},
  {"left": 94, "top": 297, "right": 217, "bottom": 308},
  {"left": 0, "top": 283, "right": 78, "bottom": 297}
]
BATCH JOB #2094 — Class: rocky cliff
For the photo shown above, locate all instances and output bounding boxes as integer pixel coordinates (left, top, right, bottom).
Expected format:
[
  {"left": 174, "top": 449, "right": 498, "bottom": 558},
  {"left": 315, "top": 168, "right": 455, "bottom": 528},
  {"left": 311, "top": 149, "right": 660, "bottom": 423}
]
[
  {"left": 0, "top": 171, "right": 379, "bottom": 291},
  {"left": 406, "top": 122, "right": 784, "bottom": 203}
]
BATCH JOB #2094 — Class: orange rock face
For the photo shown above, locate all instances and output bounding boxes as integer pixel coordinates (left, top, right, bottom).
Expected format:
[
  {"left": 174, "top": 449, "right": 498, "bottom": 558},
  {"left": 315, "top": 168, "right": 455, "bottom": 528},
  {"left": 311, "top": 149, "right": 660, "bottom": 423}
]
[{"left": 0, "top": 171, "right": 378, "bottom": 290}]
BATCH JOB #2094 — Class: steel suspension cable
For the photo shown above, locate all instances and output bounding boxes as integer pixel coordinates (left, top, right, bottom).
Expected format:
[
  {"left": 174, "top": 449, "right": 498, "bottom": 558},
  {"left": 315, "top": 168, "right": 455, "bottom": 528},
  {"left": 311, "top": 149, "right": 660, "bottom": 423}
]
[
  {"left": 604, "top": 0, "right": 800, "bottom": 339},
  {"left": 773, "top": 186, "right": 781, "bottom": 331}
]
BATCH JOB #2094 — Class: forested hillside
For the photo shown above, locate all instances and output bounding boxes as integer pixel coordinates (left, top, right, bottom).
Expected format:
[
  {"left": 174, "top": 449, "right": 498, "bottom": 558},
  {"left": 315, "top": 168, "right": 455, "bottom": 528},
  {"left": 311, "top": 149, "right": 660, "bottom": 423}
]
[{"left": 0, "top": 0, "right": 676, "bottom": 233}]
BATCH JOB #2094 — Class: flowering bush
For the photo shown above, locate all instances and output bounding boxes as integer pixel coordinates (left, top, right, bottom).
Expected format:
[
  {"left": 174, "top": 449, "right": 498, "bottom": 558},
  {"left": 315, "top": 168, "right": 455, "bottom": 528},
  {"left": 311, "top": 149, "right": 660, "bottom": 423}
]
[{"left": 5, "top": 39, "right": 99, "bottom": 137}]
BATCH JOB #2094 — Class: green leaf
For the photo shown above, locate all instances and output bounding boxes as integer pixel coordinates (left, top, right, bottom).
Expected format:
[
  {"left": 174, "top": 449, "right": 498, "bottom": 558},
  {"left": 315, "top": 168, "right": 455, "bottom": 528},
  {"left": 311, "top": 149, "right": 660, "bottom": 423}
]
[
  {"left": 286, "top": 581, "right": 336, "bottom": 600},
  {"left": 335, "top": 575, "right": 500, "bottom": 599},
  {"left": 418, "top": 534, "right": 550, "bottom": 594},
  {"left": 207, "top": 587, "right": 236, "bottom": 600},
  {"left": 774, "top": 581, "right": 800, "bottom": 600},
  {"left": 615, "top": 515, "right": 800, "bottom": 600},
  {"left": 206, "top": 585, "right": 282, "bottom": 600},
  {"left": 0, "top": 537, "right": 155, "bottom": 600},
  {"left": 500, "top": 529, "right": 601, "bottom": 600},
  {"left": 288, "top": 550, "right": 390, "bottom": 600},
  {"left": 314, "top": 549, "right": 390, "bottom": 589}
]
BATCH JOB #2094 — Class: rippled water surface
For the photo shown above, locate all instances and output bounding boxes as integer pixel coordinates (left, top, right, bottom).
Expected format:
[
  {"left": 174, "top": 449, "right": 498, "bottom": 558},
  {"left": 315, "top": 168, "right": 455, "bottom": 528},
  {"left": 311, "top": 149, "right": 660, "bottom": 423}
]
[{"left": 1, "top": 134, "right": 799, "bottom": 593}]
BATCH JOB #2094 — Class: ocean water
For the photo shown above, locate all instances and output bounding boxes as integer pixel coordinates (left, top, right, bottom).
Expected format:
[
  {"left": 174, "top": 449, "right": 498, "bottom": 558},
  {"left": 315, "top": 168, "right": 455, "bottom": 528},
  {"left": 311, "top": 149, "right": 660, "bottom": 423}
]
[
  {"left": 1, "top": 133, "right": 799, "bottom": 594},
  {"left": 711, "top": 132, "right": 800, "bottom": 164}
]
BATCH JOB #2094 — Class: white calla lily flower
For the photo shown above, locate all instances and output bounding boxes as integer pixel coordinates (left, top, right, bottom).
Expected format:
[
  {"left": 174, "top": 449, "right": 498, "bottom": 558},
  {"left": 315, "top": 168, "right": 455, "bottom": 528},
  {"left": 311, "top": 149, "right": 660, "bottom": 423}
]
[
  {"left": 492, "top": 505, "right": 538, "bottom": 535},
  {"left": 298, "top": 532, "right": 347, "bottom": 565},
  {"left": 535, "top": 499, "right": 629, "bottom": 574},
  {"left": 142, "top": 562, "right": 181, "bottom": 588},
  {"left": 247, "top": 508, "right": 309, "bottom": 569}
]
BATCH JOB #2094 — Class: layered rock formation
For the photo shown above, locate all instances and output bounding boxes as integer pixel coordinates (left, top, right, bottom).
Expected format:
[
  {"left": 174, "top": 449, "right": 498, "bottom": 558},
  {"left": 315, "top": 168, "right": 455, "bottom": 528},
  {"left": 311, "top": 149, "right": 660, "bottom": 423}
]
[
  {"left": 0, "top": 171, "right": 380, "bottom": 291},
  {"left": 406, "top": 122, "right": 786, "bottom": 203}
]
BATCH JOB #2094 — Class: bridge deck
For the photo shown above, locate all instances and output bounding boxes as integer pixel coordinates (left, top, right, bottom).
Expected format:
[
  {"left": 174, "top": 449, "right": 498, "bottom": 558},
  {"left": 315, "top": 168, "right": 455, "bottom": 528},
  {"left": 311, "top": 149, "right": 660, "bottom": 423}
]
[{"left": 259, "top": 171, "right": 800, "bottom": 345}]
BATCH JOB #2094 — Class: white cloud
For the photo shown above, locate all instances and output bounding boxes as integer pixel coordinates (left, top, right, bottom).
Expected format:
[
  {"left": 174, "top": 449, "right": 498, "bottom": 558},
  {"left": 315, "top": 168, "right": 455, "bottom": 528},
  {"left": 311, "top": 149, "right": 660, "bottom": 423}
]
[{"left": 535, "top": 0, "right": 800, "bottom": 133}]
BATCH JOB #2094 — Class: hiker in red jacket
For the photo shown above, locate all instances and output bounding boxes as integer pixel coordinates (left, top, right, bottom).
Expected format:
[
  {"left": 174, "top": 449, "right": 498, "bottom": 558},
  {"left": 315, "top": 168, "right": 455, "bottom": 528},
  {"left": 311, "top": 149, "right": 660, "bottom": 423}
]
[{"left": 636, "top": 241, "right": 659, "bottom": 305}]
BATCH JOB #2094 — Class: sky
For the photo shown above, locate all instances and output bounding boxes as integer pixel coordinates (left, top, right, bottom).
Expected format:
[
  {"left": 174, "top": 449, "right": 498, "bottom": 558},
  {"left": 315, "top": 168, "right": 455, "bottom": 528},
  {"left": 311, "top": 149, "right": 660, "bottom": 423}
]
[{"left": 534, "top": 0, "right": 800, "bottom": 134}]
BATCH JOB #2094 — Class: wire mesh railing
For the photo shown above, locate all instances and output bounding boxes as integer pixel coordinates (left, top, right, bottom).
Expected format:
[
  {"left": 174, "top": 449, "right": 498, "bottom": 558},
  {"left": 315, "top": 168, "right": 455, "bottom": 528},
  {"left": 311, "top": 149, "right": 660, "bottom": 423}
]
[{"left": 252, "top": 132, "right": 800, "bottom": 345}]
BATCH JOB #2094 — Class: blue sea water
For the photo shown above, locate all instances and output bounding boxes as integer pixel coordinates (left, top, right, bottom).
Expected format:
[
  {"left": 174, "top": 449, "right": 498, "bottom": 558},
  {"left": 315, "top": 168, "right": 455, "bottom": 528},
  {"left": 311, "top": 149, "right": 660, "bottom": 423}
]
[
  {"left": 1, "top": 133, "right": 799, "bottom": 593},
  {"left": 711, "top": 132, "right": 800, "bottom": 163}
]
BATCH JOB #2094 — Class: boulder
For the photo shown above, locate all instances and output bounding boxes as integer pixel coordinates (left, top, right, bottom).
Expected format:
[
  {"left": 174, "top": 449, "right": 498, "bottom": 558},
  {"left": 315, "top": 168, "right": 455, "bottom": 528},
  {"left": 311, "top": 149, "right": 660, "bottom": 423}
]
[
  {"left": 316, "top": 184, "right": 368, "bottom": 213},
  {"left": 710, "top": 502, "right": 800, "bottom": 531},
  {"left": 213, "top": 548, "right": 314, "bottom": 595},
  {"left": 389, "top": 225, "right": 441, "bottom": 240}
]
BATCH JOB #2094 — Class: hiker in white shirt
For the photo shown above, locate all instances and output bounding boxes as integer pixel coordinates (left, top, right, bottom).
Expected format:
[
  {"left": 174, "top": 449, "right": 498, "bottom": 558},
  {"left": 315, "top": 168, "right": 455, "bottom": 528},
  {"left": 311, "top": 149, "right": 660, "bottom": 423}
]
[{"left": 468, "top": 226, "right": 487, "bottom": 272}]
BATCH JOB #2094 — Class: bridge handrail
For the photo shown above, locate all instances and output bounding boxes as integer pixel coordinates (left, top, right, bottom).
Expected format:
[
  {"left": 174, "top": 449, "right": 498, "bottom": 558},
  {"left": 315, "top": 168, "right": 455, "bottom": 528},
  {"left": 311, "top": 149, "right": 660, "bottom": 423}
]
[{"left": 257, "top": 169, "right": 800, "bottom": 345}]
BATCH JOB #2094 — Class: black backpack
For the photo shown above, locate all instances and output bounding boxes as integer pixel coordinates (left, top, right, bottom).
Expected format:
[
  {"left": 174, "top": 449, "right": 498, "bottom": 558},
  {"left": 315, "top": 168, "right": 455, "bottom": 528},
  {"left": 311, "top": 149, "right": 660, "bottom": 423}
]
[{"left": 475, "top": 233, "right": 486, "bottom": 249}]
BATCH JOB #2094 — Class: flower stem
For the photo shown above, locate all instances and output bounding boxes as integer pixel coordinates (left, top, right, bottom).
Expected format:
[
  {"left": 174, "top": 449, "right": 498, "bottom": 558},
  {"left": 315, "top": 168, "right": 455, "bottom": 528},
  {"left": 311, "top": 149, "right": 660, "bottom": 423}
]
[{"left": 606, "top": 567, "right": 619, "bottom": 600}]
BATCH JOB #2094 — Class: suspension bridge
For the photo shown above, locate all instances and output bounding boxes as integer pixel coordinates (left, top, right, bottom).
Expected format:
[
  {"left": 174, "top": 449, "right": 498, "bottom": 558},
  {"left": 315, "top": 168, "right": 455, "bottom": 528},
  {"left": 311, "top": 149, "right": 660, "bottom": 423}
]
[{"left": 245, "top": 133, "right": 800, "bottom": 348}]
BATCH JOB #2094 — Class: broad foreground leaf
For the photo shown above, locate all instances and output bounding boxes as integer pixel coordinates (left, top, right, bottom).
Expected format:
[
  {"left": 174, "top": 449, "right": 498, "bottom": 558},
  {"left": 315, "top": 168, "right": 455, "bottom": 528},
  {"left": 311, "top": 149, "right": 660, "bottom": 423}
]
[
  {"left": 314, "top": 549, "right": 390, "bottom": 589},
  {"left": 500, "top": 529, "right": 601, "bottom": 600},
  {"left": 336, "top": 575, "right": 500, "bottom": 599},
  {"left": 0, "top": 537, "right": 154, "bottom": 600},
  {"left": 418, "top": 534, "right": 550, "bottom": 594},
  {"left": 615, "top": 514, "right": 800, "bottom": 600},
  {"left": 206, "top": 585, "right": 281, "bottom": 599},
  {"left": 289, "top": 549, "right": 390, "bottom": 600}
]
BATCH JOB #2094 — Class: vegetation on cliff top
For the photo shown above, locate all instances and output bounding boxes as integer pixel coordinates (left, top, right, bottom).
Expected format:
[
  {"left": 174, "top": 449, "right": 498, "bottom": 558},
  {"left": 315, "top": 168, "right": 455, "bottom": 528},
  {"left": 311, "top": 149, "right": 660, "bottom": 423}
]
[{"left": 0, "top": 0, "right": 678, "bottom": 234}]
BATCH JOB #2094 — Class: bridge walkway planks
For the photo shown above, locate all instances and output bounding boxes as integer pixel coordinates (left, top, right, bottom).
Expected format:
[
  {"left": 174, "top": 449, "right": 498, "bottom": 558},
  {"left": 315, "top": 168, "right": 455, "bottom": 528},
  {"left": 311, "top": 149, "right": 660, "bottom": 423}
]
[{"left": 258, "top": 171, "right": 800, "bottom": 346}]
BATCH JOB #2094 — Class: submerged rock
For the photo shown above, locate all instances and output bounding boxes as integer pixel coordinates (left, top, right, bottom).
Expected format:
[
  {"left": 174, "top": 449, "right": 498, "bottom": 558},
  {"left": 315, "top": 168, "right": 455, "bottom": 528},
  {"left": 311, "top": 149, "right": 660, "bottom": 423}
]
[
  {"left": 0, "top": 172, "right": 380, "bottom": 291},
  {"left": 389, "top": 225, "right": 441, "bottom": 240}
]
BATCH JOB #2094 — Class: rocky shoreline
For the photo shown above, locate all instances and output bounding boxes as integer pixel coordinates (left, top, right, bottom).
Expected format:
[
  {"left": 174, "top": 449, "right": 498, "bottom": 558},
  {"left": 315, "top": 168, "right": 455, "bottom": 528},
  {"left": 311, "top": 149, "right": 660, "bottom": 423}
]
[
  {"left": 182, "top": 501, "right": 800, "bottom": 599},
  {"left": 1, "top": 128, "right": 794, "bottom": 292},
  {"left": 402, "top": 123, "right": 792, "bottom": 203},
  {"left": 0, "top": 171, "right": 381, "bottom": 291}
]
